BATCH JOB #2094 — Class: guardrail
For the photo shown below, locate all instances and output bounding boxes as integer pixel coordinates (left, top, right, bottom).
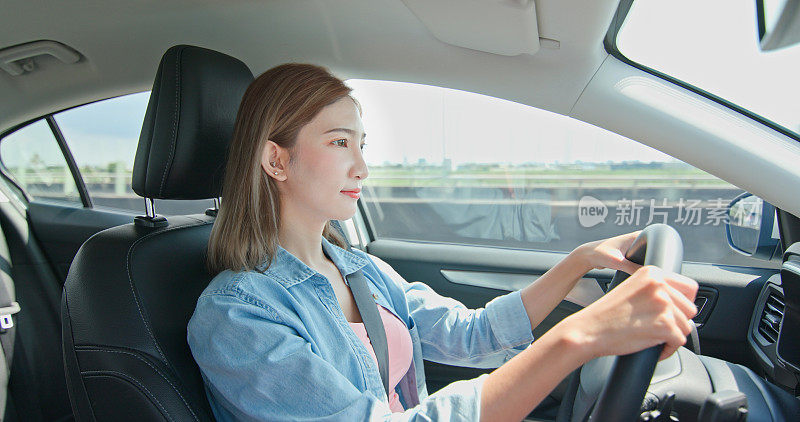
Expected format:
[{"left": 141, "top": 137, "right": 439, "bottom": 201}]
[
  {"left": 9, "top": 168, "right": 733, "bottom": 197},
  {"left": 364, "top": 173, "right": 728, "bottom": 189}
]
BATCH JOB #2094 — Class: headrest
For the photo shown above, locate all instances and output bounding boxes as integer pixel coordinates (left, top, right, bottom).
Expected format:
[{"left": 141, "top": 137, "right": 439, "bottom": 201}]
[{"left": 132, "top": 45, "right": 254, "bottom": 200}]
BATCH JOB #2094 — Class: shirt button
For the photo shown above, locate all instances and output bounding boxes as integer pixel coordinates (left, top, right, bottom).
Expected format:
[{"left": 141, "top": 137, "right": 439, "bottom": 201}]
[{"left": 372, "top": 293, "right": 379, "bottom": 301}]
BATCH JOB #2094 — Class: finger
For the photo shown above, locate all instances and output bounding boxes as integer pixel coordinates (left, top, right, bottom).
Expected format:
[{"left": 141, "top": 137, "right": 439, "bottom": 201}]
[
  {"left": 629, "top": 264, "right": 665, "bottom": 285},
  {"left": 616, "top": 230, "right": 642, "bottom": 251},
  {"left": 664, "top": 284, "right": 699, "bottom": 319},
  {"left": 672, "top": 305, "right": 694, "bottom": 336},
  {"left": 659, "top": 343, "right": 680, "bottom": 361},
  {"left": 628, "top": 263, "right": 653, "bottom": 278},
  {"left": 623, "top": 230, "right": 642, "bottom": 241},
  {"left": 660, "top": 317, "right": 688, "bottom": 360},
  {"left": 663, "top": 273, "right": 698, "bottom": 302},
  {"left": 618, "top": 258, "right": 642, "bottom": 276},
  {"left": 605, "top": 248, "right": 642, "bottom": 274}
]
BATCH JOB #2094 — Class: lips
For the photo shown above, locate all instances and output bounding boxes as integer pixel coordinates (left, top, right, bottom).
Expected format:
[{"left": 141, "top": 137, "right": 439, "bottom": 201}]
[{"left": 340, "top": 188, "right": 361, "bottom": 199}]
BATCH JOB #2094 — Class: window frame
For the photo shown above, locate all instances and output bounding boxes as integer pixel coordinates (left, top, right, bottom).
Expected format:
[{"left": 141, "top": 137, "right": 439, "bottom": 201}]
[
  {"left": 45, "top": 115, "right": 92, "bottom": 207},
  {"left": 604, "top": 0, "right": 800, "bottom": 143},
  {"left": 0, "top": 97, "right": 127, "bottom": 208}
]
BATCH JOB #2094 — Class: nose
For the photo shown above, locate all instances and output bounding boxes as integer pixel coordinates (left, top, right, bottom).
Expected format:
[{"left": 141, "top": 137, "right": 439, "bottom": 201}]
[{"left": 350, "top": 146, "right": 369, "bottom": 181}]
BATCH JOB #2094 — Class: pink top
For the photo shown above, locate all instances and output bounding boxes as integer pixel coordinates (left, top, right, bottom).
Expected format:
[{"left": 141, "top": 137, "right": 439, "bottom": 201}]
[{"left": 348, "top": 305, "right": 413, "bottom": 412}]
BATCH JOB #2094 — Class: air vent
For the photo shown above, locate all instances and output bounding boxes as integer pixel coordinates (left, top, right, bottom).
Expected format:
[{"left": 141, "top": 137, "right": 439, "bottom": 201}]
[{"left": 758, "top": 292, "right": 785, "bottom": 343}]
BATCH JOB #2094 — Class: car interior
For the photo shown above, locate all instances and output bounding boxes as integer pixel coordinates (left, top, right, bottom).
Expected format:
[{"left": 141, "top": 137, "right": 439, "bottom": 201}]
[{"left": 1, "top": 0, "right": 800, "bottom": 421}]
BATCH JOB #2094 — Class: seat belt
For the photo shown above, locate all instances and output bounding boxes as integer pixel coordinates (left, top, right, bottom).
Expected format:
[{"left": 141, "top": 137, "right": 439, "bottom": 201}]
[
  {"left": 328, "top": 220, "right": 390, "bottom": 399},
  {"left": 0, "top": 218, "right": 19, "bottom": 422},
  {"left": 0, "top": 266, "right": 20, "bottom": 422},
  {"left": 0, "top": 303, "right": 18, "bottom": 422},
  {"left": 347, "top": 270, "right": 391, "bottom": 399},
  {"left": 686, "top": 322, "right": 701, "bottom": 355}
]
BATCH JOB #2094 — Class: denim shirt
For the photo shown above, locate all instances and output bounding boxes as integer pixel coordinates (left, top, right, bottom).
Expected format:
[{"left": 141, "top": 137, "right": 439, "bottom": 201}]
[{"left": 187, "top": 237, "right": 535, "bottom": 421}]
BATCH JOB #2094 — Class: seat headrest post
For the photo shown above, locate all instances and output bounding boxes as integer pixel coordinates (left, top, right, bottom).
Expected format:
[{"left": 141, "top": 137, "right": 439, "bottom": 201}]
[
  {"left": 135, "top": 197, "right": 168, "bottom": 228},
  {"left": 205, "top": 197, "right": 220, "bottom": 217},
  {"left": 144, "top": 197, "right": 157, "bottom": 218}
]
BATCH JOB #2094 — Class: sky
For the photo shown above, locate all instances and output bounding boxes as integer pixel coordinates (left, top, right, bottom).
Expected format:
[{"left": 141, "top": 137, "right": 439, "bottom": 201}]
[{"left": 347, "top": 79, "right": 675, "bottom": 166}]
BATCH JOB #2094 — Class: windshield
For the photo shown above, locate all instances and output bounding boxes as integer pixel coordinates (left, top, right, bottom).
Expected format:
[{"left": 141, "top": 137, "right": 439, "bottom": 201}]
[{"left": 616, "top": 0, "right": 800, "bottom": 138}]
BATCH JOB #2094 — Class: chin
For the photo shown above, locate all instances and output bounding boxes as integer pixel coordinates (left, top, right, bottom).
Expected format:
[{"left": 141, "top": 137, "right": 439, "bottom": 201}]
[
  {"left": 328, "top": 203, "right": 358, "bottom": 222},
  {"left": 330, "top": 210, "right": 358, "bottom": 222}
]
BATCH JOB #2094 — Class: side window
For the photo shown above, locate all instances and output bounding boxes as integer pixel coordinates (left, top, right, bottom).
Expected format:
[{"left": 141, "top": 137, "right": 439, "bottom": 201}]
[
  {"left": 0, "top": 120, "right": 80, "bottom": 204},
  {"left": 349, "top": 80, "right": 760, "bottom": 267},
  {"left": 54, "top": 92, "right": 213, "bottom": 215}
]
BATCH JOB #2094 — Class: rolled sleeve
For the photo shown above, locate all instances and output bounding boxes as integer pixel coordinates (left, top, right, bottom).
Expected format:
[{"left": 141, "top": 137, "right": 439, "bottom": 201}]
[
  {"left": 484, "top": 290, "right": 535, "bottom": 349},
  {"left": 396, "top": 374, "right": 489, "bottom": 421}
]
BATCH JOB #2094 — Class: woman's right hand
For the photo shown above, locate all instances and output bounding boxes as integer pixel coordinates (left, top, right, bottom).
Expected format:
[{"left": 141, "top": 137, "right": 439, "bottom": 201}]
[
  {"left": 558, "top": 265, "right": 699, "bottom": 362},
  {"left": 481, "top": 266, "right": 698, "bottom": 421}
]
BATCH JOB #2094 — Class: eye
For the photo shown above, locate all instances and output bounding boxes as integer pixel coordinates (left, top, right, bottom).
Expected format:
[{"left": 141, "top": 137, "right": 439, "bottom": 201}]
[
  {"left": 360, "top": 142, "right": 367, "bottom": 151},
  {"left": 332, "top": 139, "right": 348, "bottom": 147}
]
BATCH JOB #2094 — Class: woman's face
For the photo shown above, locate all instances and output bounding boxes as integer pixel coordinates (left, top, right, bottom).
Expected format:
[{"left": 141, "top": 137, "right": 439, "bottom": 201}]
[{"left": 272, "top": 97, "right": 368, "bottom": 224}]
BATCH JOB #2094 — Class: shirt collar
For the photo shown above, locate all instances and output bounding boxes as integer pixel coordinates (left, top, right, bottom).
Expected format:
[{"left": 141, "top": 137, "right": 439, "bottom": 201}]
[{"left": 259, "top": 237, "right": 370, "bottom": 288}]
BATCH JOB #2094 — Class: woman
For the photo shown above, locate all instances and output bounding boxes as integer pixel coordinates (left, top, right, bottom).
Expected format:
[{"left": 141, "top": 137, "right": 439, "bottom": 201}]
[{"left": 187, "top": 63, "right": 698, "bottom": 421}]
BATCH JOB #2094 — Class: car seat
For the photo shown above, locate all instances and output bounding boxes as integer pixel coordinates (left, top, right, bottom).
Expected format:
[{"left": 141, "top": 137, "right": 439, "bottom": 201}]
[{"left": 61, "top": 45, "right": 253, "bottom": 421}]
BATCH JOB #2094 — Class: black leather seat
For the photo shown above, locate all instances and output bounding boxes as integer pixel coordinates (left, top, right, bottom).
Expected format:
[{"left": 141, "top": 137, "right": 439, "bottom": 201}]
[{"left": 61, "top": 45, "right": 253, "bottom": 421}]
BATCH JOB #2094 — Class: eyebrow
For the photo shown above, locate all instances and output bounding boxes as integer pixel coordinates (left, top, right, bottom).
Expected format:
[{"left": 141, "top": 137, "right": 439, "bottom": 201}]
[{"left": 324, "top": 128, "right": 367, "bottom": 139}]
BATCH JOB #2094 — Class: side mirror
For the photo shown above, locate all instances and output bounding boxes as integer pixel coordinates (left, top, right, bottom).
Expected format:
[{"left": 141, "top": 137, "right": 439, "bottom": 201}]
[
  {"left": 725, "top": 192, "right": 781, "bottom": 259},
  {"left": 756, "top": 0, "right": 800, "bottom": 51}
]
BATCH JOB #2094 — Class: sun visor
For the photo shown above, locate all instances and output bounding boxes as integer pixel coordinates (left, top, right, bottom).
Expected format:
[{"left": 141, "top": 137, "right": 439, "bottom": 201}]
[{"left": 401, "top": 0, "right": 541, "bottom": 56}]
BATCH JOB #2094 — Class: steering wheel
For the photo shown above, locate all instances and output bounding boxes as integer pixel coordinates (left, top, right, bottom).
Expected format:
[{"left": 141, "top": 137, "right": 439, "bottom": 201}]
[{"left": 588, "top": 224, "right": 684, "bottom": 421}]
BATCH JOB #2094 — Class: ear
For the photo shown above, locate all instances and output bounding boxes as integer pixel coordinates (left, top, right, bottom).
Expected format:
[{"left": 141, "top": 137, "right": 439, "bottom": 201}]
[{"left": 260, "top": 140, "right": 288, "bottom": 181}]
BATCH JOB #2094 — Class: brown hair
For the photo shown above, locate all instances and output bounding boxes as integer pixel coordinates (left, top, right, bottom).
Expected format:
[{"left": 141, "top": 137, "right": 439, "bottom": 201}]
[{"left": 207, "top": 63, "right": 349, "bottom": 274}]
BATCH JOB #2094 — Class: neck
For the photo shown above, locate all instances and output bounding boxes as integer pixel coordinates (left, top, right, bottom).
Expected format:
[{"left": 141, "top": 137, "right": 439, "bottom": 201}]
[{"left": 277, "top": 199, "right": 329, "bottom": 269}]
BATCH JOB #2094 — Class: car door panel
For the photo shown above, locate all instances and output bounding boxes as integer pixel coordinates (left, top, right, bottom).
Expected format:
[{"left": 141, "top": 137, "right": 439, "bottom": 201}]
[
  {"left": 27, "top": 201, "right": 134, "bottom": 281},
  {"left": 0, "top": 197, "right": 75, "bottom": 421}
]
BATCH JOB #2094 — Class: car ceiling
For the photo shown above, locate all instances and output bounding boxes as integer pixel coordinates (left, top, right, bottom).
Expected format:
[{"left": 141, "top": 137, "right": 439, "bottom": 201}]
[
  {"left": 4, "top": 0, "right": 800, "bottom": 217},
  {"left": 0, "top": 0, "right": 617, "bottom": 131}
]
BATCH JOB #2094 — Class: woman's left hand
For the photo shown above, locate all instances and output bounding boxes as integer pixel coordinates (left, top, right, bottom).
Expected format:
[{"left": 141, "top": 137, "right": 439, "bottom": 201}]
[{"left": 573, "top": 231, "right": 642, "bottom": 275}]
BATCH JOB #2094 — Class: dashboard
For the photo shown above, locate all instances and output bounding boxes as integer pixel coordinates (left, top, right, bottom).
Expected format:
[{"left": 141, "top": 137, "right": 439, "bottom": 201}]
[{"left": 748, "top": 242, "right": 800, "bottom": 392}]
